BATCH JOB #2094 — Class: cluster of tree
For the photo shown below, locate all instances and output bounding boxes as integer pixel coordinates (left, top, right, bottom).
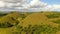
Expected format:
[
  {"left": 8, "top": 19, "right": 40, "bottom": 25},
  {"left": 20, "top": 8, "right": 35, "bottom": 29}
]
[
  {"left": 0, "top": 13, "right": 7, "bottom": 17},
  {"left": 0, "top": 22, "right": 13, "bottom": 28},
  {"left": 11, "top": 24, "right": 60, "bottom": 34},
  {"left": 19, "top": 14, "right": 26, "bottom": 20},
  {"left": 0, "top": 16, "right": 19, "bottom": 28},
  {"left": 52, "top": 19, "right": 60, "bottom": 24},
  {"left": 46, "top": 14, "right": 59, "bottom": 19},
  {"left": 45, "top": 12, "right": 60, "bottom": 19}
]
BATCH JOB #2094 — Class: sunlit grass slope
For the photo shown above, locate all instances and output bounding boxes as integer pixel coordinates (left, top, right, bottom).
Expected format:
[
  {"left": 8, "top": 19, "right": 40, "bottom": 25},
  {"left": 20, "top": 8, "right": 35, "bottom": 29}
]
[
  {"left": 21, "top": 12, "right": 59, "bottom": 27},
  {"left": 0, "top": 12, "right": 60, "bottom": 34}
]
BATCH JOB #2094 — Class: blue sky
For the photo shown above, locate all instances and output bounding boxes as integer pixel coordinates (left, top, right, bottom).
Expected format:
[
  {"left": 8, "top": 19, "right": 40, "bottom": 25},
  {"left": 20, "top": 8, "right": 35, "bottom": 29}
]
[
  {"left": 41, "top": 0, "right": 60, "bottom": 5},
  {"left": 27, "top": 0, "right": 60, "bottom": 5}
]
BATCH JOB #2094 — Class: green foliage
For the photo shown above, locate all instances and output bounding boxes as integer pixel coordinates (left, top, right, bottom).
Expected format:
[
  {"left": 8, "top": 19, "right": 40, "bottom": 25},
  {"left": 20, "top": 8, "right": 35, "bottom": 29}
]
[
  {"left": 20, "top": 14, "right": 26, "bottom": 20},
  {"left": 52, "top": 19, "right": 60, "bottom": 24},
  {"left": 11, "top": 24, "right": 60, "bottom": 34},
  {"left": 10, "top": 17, "right": 19, "bottom": 25},
  {"left": 11, "top": 25, "right": 23, "bottom": 34},
  {"left": 0, "top": 13, "right": 7, "bottom": 17},
  {"left": 46, "top": 13, "right": 59, "bottom": 19},
  {"left": 0, "top": 22, "right": 13, "bottom": 28}
]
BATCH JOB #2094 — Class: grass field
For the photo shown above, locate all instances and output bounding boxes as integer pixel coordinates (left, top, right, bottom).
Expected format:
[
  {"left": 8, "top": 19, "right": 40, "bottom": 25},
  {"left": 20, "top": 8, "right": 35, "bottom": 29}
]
[{"left": 0, "top": 12, "right": 60, "bottom": 34}]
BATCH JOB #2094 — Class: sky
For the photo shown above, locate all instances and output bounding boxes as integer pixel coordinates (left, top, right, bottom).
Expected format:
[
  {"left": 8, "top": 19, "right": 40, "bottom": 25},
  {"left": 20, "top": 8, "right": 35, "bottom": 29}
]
[
  {"left": 41, "top": 0, "right": 60, "bottom": 5},
  {"left": 0, "top": 0, "right": 60, "bottom": 12}
]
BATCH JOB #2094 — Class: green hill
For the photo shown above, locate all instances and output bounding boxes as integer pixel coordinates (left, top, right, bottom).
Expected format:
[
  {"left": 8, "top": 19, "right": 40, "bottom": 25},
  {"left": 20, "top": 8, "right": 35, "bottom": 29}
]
[{"left": 0, "top": 12, "right": 60, "bottom": 34}]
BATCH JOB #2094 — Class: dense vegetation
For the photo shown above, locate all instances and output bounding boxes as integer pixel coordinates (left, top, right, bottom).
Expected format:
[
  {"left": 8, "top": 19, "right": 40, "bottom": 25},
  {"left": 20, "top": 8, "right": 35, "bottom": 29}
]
[
  {"left": 11, "top": 25, "right": 60, "bottom": 34},
  {"left": 0, "top": 12, "right": 60, "bottom": 34},
  {"left": 46, "top": 13, "right": 60, "bottom": 18},
  {"left": 52, "top": 19, "right": 60, "bottom": 24}
]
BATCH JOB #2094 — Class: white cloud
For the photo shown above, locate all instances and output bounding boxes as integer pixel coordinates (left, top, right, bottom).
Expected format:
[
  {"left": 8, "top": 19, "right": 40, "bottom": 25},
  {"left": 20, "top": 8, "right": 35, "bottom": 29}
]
[
  {"left": 0, "top": 0, "right": 60, "bottom": 11},
  {"left": 0, "top": 0, "right": 47, "bottom": 9},
  {"left": 1, "top": 0, "right": 27, "bottom": 3},
  {"left": 0, "top": 1, "right": 5, "bottom": 7},
  {"left": 53, "top": 5, "right": 60, "bottom": 9},
  {"left": 0, "top": 0, "right": 28, "bottom": 8},
  {"left": 6, "top": 3, "right": 21, "bottom": 8},
  {"left": 29, "top": 0, "right": 47, "bottom": 7},
  {"left": 22, "top": 0, "right": 47, "bottom": 8},
  {"left": 45, "top": 5, "right": 60, "bottom": 11}
]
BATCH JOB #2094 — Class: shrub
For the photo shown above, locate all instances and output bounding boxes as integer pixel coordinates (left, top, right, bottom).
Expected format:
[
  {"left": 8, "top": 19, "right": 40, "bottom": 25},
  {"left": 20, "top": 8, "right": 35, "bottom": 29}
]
[
  {"left": 46, "top": 14, "right": 59, "bottom": 19},
  {"left": 20, "top": 14, "right": 26, "bottom": 20},
  {"left": 10, "top": 17, "right": 19, "bottom": 25},
  {"left": 11, "top": 24, "right": 60, "bottom": 34},
  {"left": 0, "top": 22, "right": 13, "bottom": 28},
  {"left": 52, "top": 19, "right": 60, "bottom": 24},
  {"left": 0, "top": 13, "right": 7, "bottom": 17}
]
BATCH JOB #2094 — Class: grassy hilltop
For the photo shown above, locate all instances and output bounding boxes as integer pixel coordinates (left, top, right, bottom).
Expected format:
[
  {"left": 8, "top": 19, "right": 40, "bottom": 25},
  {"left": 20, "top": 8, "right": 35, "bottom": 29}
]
[{"left": 0, "top": 12, "right": 60, "bottom": 34}]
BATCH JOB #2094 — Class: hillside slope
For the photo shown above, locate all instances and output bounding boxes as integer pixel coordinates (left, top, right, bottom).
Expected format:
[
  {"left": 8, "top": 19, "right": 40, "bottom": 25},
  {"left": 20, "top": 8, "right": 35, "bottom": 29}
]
[{"left": 0, "top": 12, "right": 60, "bottom": 34}]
